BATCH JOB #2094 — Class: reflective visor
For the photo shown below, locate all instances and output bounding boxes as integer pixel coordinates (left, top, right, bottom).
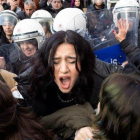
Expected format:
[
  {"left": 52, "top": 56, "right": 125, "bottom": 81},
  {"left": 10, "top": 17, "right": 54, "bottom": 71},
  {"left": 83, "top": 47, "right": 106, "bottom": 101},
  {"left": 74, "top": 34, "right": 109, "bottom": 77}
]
[
  {"left": 31, "top": 18, "right": 53, "bottom": 33},
  {"left": 0, "top": 14, "right": 18, "bottom": 26}
]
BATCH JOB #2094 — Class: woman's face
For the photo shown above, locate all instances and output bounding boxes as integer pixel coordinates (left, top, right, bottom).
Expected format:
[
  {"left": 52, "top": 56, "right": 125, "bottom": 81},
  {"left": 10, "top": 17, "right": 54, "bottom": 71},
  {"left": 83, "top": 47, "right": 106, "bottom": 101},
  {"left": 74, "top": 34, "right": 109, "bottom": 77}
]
[
  {"left": 53, "top": 43, "right": 81, "bottom": 93},
  {"left": 2, "top": 22, "right": 14, "bottom": 36},
  {"left": 75, "top": 0, "right": 80, "bottom": 7},
  {"left": 20, "top": 41, "right": 37, "bottom": 57}
]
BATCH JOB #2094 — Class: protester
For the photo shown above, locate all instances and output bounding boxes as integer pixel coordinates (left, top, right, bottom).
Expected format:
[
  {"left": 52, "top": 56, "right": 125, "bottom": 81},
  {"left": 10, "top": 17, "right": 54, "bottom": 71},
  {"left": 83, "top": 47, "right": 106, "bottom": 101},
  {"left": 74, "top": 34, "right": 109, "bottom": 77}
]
[
  {"left": 48, "top": 0, "right": 64, "bottom": 18},
  {"left": 113, "top": 18, "right": 140, "bottom": 71},
  {"left": 71, "top": 0, "right": 83, "bottom": 11},
  {"left": 15, "top": 30, "right": 96, "bottom": 139},
  {"left": 91, "top": 73, "right": 140, "bottom": 140},
  {"left": 0, "top": 80, "right": 52, "bottom": 140},
  {"left": 17, "top": 0, "right": 35, "bottom": 20},
  {"left": 7, "top": 0, "right": 21, "bottom": 13}
]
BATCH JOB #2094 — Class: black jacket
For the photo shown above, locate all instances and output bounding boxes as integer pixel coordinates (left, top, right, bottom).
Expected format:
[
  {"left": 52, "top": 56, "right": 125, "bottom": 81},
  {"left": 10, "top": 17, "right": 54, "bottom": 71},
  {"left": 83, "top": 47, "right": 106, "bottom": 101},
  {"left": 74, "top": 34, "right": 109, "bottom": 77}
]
[
  {"left": 48, "top": 7, "right": 64, "bottom": 18},
  {"left": 120, "top": 39, "right": 140, "bottom": 74},
  {"left": 120, "top": 39, "right": 140, "bottom": 66},
  {"left": 0, "top": 43, "right": 31, "bottom": 74},
  {"left": 0, "top": 43, "right": 15, "bottom": 63},
  {"left": 17, "top": 11, "right": 30, "bottom": 20}
]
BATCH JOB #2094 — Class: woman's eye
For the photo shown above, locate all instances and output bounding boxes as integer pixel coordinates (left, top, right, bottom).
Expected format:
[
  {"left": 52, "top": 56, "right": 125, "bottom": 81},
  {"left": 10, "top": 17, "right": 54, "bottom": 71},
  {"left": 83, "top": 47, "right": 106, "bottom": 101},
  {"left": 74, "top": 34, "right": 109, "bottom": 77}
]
[
  {"left": 69, "top": 61, "right": 76, "bottom": 64},
  {"left": 53, "top": 61, "right": 59, "bottom": 64}
]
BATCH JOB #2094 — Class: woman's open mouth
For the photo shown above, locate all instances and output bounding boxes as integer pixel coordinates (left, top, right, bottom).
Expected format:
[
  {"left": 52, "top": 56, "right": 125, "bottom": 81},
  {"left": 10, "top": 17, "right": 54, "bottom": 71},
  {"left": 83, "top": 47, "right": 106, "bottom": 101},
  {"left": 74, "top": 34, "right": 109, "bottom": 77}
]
[{"left": 60, "top": 77, "right": 70, "bottom": 89}]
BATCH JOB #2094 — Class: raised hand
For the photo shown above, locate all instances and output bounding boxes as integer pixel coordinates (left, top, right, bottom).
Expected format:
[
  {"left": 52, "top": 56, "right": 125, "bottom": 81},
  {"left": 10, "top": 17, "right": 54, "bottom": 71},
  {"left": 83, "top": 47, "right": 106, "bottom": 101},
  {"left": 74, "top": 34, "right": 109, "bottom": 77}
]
[{"left": 113, "top": 18, "right": 130, "bottom": 42}]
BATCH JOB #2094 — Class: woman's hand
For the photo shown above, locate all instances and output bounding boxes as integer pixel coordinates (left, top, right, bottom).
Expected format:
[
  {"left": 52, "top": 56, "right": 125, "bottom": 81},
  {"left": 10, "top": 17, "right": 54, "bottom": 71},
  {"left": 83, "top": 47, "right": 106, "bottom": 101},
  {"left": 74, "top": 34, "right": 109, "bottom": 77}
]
[
  {"left": 113, "top": 18, "right": 129, "bottom": 42},
  {"left": 75, "top": 127, "right": 94, "bottom": 140}
]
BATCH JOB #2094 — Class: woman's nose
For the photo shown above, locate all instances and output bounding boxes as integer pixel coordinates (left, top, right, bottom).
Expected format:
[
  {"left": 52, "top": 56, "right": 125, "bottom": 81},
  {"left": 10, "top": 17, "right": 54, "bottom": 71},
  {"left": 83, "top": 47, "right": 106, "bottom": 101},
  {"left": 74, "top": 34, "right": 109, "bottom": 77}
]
[{"left": 60, "top": 62, "right": 69, "bottom": 73}]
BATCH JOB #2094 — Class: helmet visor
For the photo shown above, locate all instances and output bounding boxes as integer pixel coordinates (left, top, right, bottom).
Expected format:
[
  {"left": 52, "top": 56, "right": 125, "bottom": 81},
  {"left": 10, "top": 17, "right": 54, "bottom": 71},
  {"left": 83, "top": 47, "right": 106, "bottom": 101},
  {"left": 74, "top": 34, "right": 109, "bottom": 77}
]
[
  {"left": 117, "top": 12, "right": 137, "bottom": 21},
  {"left": 0, "top": 14, "right": 18, "bottom": 26},
  {"left": 32, "top": 18, "right": 53, "bottom": 34},
  {"left": 15, "top": 38, "right": 38, "bottom": 62},
  {"left": 66, "top": 14, "right": 87, "bottom": 37}
]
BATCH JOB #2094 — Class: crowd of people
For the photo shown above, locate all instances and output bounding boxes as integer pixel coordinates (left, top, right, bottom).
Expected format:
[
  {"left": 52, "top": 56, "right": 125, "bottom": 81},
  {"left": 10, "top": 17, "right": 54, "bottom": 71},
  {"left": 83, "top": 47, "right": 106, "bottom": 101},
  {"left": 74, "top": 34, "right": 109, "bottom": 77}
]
[{"left": 0, "top": 0, "right": 140, "bottom": 140}]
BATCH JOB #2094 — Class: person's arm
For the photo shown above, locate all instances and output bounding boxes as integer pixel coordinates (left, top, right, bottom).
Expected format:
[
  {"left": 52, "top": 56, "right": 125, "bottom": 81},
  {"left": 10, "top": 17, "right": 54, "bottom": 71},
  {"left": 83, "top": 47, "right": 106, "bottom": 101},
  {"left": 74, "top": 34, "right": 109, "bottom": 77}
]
[
  {"left": 94, "top": 58, "right": 123, "bottom": 79},
  {"left": 9, "top": 0, "right": 18, "bottom": 12},
  {"left": 113, "top": 18, "right": 140, "bottom": 65},
  {"left": 0, "top": 69, "right": 17, "bottom": 89},
  {"left": 40, "top": 102, "right": 95, "bottom": 139}
]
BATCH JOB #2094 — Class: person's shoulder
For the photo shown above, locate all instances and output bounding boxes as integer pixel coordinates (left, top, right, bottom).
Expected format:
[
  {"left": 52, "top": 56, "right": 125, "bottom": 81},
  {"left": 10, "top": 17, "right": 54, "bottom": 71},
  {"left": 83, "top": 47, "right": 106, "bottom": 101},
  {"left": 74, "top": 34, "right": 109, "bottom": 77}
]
[
  {"left": 0, "top": 43, "right": 12, "bottom": 49},
  {"left": 17, "top": 11, "right": 27, "bottom": 19},
  {"left": 17, "top": 10, "right": 25, "bottom": 15}
]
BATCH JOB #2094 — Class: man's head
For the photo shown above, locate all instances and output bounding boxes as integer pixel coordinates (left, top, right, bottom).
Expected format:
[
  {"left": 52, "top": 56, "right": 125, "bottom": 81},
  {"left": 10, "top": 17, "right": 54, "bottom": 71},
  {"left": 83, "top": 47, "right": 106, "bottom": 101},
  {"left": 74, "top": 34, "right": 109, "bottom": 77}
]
[
  {"left": 24, "top": 0, "right": 35, "bottom": 17},
  {"left": 51, "top": 0, "right": 63, "bottom": 10}
]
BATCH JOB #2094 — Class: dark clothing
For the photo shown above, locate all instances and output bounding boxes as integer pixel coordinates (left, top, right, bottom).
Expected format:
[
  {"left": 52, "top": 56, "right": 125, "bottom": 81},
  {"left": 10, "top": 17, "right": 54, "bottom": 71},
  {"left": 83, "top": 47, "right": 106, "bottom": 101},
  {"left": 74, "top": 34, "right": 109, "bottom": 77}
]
[
  {"left": 9, "top": 48, "right": 28, "bottom": 74},
  {"left": 120, "top": 39, "right": 140, "bottom": 64},
  {"left": 16, "top": 70, "right": 80, "bottom": 116},
  {"left": 63, "top": 0, "right": 71, "bottom": 8},
  {"left": 0, "top": 43, "right": 30, "bottom": 74},
  {"left": 73, "top": 6, "right": 83, "bottom": 11},
  {"left": 48, "top": 7, "right": 64, "bottom": 18},
  {"left": 17, "top": 11, "right": 30, "bottom": 20},
  {"left": 87, "top": 3, "right": 105, "bottom": 13},
  {"left": 39, "top": 0, "right": 51, "bottom": 10},
  {"left": 0, "top": 43, "right": 15, "bottom": 63},
  {"left": 0, "top": 35, "right": 10, "bottom": 46},
  {"left": 120, "top": 39, "right": 140, "bottom": 72}
]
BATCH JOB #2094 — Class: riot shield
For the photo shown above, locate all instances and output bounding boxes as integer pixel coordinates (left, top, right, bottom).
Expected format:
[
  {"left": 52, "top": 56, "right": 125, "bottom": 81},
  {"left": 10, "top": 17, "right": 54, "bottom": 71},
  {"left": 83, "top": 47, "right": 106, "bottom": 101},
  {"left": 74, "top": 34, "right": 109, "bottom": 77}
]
[{"left": 86, "top": 7, "right": 139, "bottom": 65}]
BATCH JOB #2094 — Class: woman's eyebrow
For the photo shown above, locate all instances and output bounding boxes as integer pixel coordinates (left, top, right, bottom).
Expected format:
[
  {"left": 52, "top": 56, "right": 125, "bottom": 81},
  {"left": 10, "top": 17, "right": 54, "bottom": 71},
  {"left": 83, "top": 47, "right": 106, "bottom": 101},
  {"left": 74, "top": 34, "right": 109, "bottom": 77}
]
[
  {"left": 53, "top": 57, "right": 60, "bottom": 60},
  {"left": 67, "top": 56, "right": 76, "bottom": 59}
]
